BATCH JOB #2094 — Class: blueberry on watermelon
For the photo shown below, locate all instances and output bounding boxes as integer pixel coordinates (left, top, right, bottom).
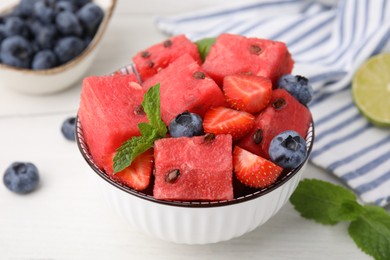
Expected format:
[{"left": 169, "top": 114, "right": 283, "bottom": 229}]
[
  {"left": 237, "top": 89, "right": 312, "bottom": 159},
  {"left": 277, "top": 74, "right": 313, "bottom": 105},
  {"left": 168, "top": 111, "right": 203, "bottom": 138},
  {"left": 268, "top": 130, "right": 307, "bottom": 170}
]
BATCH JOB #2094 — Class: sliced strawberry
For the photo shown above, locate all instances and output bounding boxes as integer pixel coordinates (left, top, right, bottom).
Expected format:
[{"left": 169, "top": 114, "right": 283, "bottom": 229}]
[
  {"left": 203, "top": 106, "right": 255, "bottom": 140},
  {"left": 104, "top": 149, "right": 154, "bottom": 191},
  {"left": 233, "top": 146, "right": 283, "bottom": 188},
  {"left": 223, "top": 74, "right": 272, "bottom": 114}
]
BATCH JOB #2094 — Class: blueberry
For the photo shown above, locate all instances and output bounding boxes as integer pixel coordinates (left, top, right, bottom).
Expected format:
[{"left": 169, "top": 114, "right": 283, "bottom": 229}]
[
  {"left": 277, "top": 74, "right": 313, "bottom": 105},
  {"left": 32, "top": 50, "right": 57, "bottom": 70},
  {"left": 0, "top": 25, "right": 6, "bottom": 43},
  {"left": 3, "top": 17, "right": 30, "bottom": 38},
  {"left": 54, "top": 36, "right": 84, "bottom": 64},
  {"left": 55, "top": 1, "right": 76, "bottom": 14},
  {"left": 55, "top": 11, "right": 82, "bottom": 36},
  {"left": 34, "top": 0, "right": 56, "bottom": 24},
  {"left": 61, "top": 117, "right": 76, "bottom": 141},
  {"left": 17, "top": 0, "right": 41, "bottom": 18},
  {"left": 268, "top": 130, "right": 307, "bottom": 170},
  {"left": 0, "top": 36, "right": 33, "bottom": 68},
  {"left": 66, "top": 0, "right": 92, "bottom": 8},
  {"left": 3, "top": 162, "right": 40, "bottom": 194},
  {"left": 77, "top": 3, "right": 103, "bottom": 34},
  {"left": 169, "top": 111, "right": 203, "bottom": 138},
  {"left": 35, "top": 24, "right": 57, "bottom": 49}
]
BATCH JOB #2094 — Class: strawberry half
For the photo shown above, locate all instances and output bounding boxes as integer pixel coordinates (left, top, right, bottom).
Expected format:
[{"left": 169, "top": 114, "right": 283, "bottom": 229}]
[
  {"left": 223, "top": 74, "right": 272, "bottom": 114},
  {"left": 203, "top": 106, "right": 255, "bottom": 140},
  {"left": 104, "top": 148, "right": 154, "bottom": 191},
  {"left": 233, "top": 146, "right": 283, "bottom": 188}
]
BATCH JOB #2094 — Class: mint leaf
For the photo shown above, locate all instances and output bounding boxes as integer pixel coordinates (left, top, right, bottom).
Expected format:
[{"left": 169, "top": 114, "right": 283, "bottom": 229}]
[
  {"left": 195, "top": 37, "right": 216, "bottom": 62},
  {"left": 142, "top": 84, "right": 167, "bottom": 137},
  {"left": 113, "top": 135, "right": 154, "bottom": 173},
  {"left": 113, "top": 84, "right": 166, "bottom": 173},
  {"left": 290, "top": 179, "right": 360, "bottom": 225},
  {"left": 291, "top": 179, "right": 390, "bottom": 260},
  {"left": 348, "top": 205, "right": 390, "bottom": 260}
]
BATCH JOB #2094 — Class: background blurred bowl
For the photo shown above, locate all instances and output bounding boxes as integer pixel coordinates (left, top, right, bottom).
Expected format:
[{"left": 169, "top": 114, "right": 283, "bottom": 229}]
[
  {"left": 0, "top": 0, "right": 116, "bottom": 95},
  {"left": 76, "top": 116, "right": 315, "bottom": 245}
]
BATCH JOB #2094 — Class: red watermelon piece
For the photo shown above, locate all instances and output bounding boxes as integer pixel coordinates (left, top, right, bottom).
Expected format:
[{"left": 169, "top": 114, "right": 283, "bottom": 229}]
[
  {"left": 153, "top": 135, "right": 233, "bottom": 201},
  {"left": 237, "top": 89, "right": 312, "bottom": 159},
  {"left": 142, "top": 53, "right": 227, "bottom": 125},
  {"left": 202, "top": 33, "right": 294, "bottom": 86},
  {"left": 133, "top": 35, "right": 201, "bottom": 82},
  {"left": 78, "top": 74, "right": 147, "bottom": 169}
]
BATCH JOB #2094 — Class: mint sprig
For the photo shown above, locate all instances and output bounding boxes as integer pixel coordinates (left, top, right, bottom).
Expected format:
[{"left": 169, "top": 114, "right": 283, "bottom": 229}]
[
  {"left": 290, "top": 179, "right": 390, "bottom": 260},
  {"left": 195, "top": 37, "right": 216, "bottom": 62},
  {"left": 113, "top": 84, "right": 166, "bottom": 173}
]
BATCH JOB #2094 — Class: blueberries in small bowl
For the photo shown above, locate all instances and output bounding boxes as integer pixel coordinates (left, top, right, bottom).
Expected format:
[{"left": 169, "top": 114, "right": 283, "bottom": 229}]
[
  {"left": 3, "top": 162, "right": 40, "bottom": 194},
  {"left": 0, "top": 0, "right": 105, "bottom": 71}
]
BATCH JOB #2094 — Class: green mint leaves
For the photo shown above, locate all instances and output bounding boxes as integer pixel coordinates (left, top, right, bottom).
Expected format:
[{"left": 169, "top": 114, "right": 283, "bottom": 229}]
[
  {"left": 195, "top": 37, "right": 216, "bottom": 62},
  {"left": 113, "top": 84, "right": 166, "bottom": 173},
  {"left": 290, "top": 179, "right": 390, "bottom": 260}
]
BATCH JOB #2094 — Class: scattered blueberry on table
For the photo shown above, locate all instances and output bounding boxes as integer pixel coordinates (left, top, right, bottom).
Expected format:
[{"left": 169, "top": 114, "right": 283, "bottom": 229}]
[
  {"left": 61, "top": 116, "right": 76, "bottom": 141},
  {"left": 0, "top": 0, "right": 104, "bottom": 70},
  {"left": 3, "top": 162, "right": 40, "bottom": 194}
]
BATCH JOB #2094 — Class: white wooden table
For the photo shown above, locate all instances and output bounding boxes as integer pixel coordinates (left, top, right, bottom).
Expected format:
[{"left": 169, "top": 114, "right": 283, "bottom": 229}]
[{"left": 0, "top": 1, "right": 385, "bottom": 259}]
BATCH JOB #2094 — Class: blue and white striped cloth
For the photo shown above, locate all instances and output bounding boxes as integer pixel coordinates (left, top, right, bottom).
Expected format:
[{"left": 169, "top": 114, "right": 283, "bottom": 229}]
[{"left": 156, "top": 0, "right": 390, "bottom": 207}]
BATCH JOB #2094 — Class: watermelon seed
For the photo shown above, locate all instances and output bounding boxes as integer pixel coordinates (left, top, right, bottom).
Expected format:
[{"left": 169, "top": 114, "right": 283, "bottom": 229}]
[
  {"left": 249, "top": 45, "right": 262, "bottom": 55},
  {"left": 203, "top": 133, "right": 216, "bottom": 143},
  {"left": 148, "top": 61, "right": 155, "bottom": 68},
  {"left": 163, "top": 40, "right": 173, "bottom": 47},
  {"left": 193, "top": 71, "right": 206, "bottom": 79},
  {"left": 134, "top": 105, "right": 145, "bottom": 115},
  {"left": 253, "top": 129, "right": 263, "bottom": 144},
  {"left": 273, "top": 98, "right": 286, "bottom": 110},
  {"left": 141, "top": 51, "right": 150, "bottom": 58},
  {"left": 165, "top": 169, "right": 180, "bottom": 183}
]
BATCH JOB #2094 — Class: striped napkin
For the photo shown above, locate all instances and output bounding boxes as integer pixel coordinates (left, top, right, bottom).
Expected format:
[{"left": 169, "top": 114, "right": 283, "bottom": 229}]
[{"left": 156, "top": 0, "right": 390, "bottom": 207}]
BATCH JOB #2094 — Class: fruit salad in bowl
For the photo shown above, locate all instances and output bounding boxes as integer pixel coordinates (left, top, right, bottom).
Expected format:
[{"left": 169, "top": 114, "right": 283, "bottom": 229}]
[
  {"left": 76, "top": 33, "right": 314, "bottom": 244},
  {"left": 0, "top": 0, "right": 116, "bottom": 94}
]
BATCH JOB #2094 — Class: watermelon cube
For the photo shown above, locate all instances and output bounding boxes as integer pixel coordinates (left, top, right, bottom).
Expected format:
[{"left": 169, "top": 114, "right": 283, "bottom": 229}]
[
  {"left": 133, "top": 35, "right": 201, "bottom": 82},
  {"left": 202, "top": 33, "right": 294, "bottom": 86},
  {"left": 78, "top": 74, "right": 147, "bottom": 170},
  {"left": 237, "top": 89, "right": 312, "bottom": 159},
  {"left": 142, "top": 53, "right": 227, "bottom": 125},
  {"left": 153, "top": 135, "right": 233, "bottom": 201}
]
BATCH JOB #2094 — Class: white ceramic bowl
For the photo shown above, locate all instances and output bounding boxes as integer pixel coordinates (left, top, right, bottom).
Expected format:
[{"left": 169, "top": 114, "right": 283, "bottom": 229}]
[
  {"left": 0, "top": 0, "right": 116, "bottom": 95},
  {"left": 76, "top": 116, "right": 314, "bottom": 245}
]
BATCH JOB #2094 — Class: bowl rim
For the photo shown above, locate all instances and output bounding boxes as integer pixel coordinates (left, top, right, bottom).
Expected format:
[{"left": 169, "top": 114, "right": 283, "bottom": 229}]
[
  {"left": 76, "top": 116, "right": 315, "bottom": 208},
  {"left": 0, "top": 0, "right": 117, "bottom": 75}
]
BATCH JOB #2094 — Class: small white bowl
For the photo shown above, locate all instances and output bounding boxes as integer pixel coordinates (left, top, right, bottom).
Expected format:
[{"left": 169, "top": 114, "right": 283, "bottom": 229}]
[
  {"left": 0, "top": 0, "right": 116, "bottom": 95},
  {"left": 76, "top": 116, "right": 314, "bottom": 245}
]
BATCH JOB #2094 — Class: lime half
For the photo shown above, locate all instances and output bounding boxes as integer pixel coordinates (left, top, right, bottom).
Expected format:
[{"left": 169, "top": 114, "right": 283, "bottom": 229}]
[{"left": 352, "top": 53, "right": 390, "bottom": 127}]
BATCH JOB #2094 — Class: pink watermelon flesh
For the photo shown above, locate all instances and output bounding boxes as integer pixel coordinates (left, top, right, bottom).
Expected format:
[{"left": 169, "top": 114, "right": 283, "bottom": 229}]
[
  {"left": 202, "top": 33, "right": 294, "bottom": 86},
  {"left": 133, "top": 34, "right": 202, "bottom": 82},
  {"left": 142, "top": 53, "right": 227, "bottom": 125},
  {"left": 78, "top": 74, "right": 147, "bottom": 170},
  {"left": 237, "top": 89, "right": 312, "bottom": 159},
  {"left": 153, "top": 134, "right": 234, "bottom": 201}
]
